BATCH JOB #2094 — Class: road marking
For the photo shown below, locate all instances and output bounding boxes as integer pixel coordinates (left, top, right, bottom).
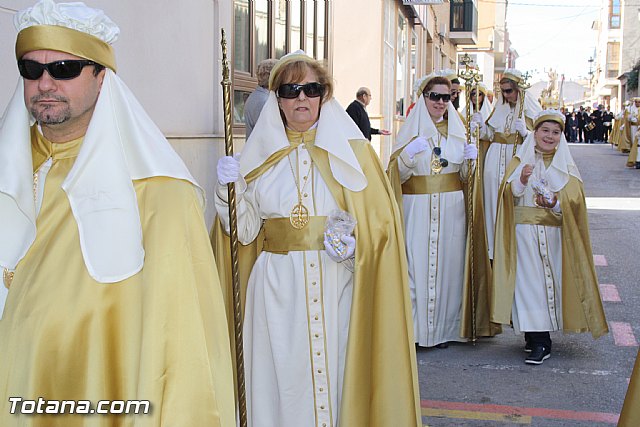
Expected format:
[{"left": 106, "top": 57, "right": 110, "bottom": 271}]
[
  {"left": 593, "top": 254, "right": 608, "bottom": 266},
  {"left": 422, "top": 407, "right": 532, "bottom": 424},
  {"left": 610, "top": 321, "right": 638, "bottom": 346},
  {"left": 586, "top": 197, "right": 640, "bottom": 211},
  {"left": 599, "top": 284, "right": 621, "bottom": 302},
  {"left": 421, "top": 400, "right": 619, "bottom": 424}
]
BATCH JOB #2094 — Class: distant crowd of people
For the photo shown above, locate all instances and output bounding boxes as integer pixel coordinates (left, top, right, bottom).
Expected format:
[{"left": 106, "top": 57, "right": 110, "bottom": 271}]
[{"left": 560, "top": 105, "right": 614, "bottom": 144}]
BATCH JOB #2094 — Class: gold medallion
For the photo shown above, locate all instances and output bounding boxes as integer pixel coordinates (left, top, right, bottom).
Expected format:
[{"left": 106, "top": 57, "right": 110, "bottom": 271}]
[
  {"left": 3, "top": 268, "right": 14, "bottom": 289},
  {"left": 290, "top": 202, "right": 310, "bottom": 229},
  {"left": 431, "top": 157, "right": 443, "bottom": 174}
]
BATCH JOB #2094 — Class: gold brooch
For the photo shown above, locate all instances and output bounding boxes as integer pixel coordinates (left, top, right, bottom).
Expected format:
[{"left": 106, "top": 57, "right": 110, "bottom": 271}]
[{"left": 3, "top": 268, "right": 14, "bottom": 289}]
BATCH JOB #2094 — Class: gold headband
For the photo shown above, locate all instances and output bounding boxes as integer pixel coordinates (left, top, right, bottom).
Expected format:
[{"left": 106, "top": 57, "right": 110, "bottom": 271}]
[
  {"left": 417, "top": 74, "right": 447, "bottom": 96},
  {"left": 534, "top": 114, "right": 565, "bottom": 131},
  {"left": 16, "top": 25, "right": 116, "bottom": 72},
  {"left": 268, "top": 54, "right": 315, "bottom": 90},
  {"left": 470, "top": 85, "right": 487, "bottom": 95},
  {"left": 502, "top": 71, "right": 522, "bottom": 84}
]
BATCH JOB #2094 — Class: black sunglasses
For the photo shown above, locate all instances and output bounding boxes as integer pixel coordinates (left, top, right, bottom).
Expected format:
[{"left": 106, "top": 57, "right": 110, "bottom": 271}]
[
  {"left": 501, "top": 88, "right": 515, "bottom": 94},
  {"left": 18, "top": 59, "right": 97, "bottom": 80},
  {"left": 424, "top": 92, "right": 451, "bottom": 102},
  {"left": 277, "top": 82, "right": 325, "bottom": 99}
]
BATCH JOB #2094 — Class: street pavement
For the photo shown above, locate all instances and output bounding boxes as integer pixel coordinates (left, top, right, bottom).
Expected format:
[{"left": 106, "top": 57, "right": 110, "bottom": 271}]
[{"left": 419, "top": 141, "right": 640, "bottom": 426}]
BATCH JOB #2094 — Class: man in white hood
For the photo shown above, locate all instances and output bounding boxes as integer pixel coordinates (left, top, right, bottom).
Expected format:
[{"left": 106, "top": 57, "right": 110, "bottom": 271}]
[{"left": 0, "top": 1, "right": 234, "bottom": 425}]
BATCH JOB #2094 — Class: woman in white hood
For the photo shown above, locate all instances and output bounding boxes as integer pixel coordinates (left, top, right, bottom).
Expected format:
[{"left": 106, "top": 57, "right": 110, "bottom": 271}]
[{"left": 387, "top": 73, "right": 478, "bottom": 348}]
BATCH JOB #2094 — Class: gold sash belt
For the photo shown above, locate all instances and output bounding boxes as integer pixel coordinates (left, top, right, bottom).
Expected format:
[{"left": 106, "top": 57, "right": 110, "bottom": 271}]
[
  {"left": 493, "top": 132, "right": 521, "bottom": 145},
  {"left": 401, "top": 173, "right": 462, "bottom": 195},
  {"left": 262, "top": 216, "right": 326, "bottom": 254},
  {"left": 514, "top": 206, "right": 562, "bottom": 227}
]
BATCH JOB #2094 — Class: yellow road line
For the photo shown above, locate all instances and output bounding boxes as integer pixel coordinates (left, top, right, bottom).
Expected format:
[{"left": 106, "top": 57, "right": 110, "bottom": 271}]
[{"left": 422, "top": 407, "right": 533, "bottom": 424}]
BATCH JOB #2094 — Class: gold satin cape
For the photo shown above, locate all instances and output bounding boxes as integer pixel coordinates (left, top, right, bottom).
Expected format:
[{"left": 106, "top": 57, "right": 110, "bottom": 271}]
[
  {"left": 619, "top": 111, "right": 632, "bottom": 152},
  {"left": 386, "top": 121, "right": 500, "bottom": 339},
  {"left": 619, "top": 349, "right": 640, "bottom": 426},
  {"left": 212, "top": 132, "right": 422, "bottom": 426},
  {"left": 0, "top": 130, "right": 235, "bottom": 427},
  {"left": 491, "top": 157, "right": 608, "bottom": 338}
]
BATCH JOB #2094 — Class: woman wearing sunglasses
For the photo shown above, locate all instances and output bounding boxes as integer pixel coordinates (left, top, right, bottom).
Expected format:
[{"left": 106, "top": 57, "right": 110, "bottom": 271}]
[
  {"left": 387, "top": 72, "right": 478, "bottom": 349},
  {"left": 472, "top": 68, "right": 542, "bottom": 262},
  {"left": 213, "top": 51, "right": 421, "bottom": 426},
  {"left": 491, "top": 110, "right": 607, "bottom": 365}
]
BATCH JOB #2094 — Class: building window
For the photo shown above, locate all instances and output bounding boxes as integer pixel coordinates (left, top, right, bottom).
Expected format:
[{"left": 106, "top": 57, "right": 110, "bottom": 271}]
[
  {"left": 607, "top": 41, "right": 620, "bottom": 78},
  {"left": 291, "top": 2, "right": 302, "bottom": 52},
  {"left": 316, "top": 0, "right": 326, "bottom": 61},
  {"left": 234, "top": 0, "right": 250, "bottom": 73},
  {"left": 274, "top": 0, "right": 287, "bottom": 59},
  {"left": 255, "top": 0, "right": 269, "bottom": 66},
  {"left": 609, "top": 0, "right": 621, "bottom": 29},
  {"left": 396, "top": 12, "right": 407, "bottom": 117},
  {"left": 232, "top": 0, "right": 330, "bottom": 129},
  {"left": 450, "top": 0, "right": 477, "bottom": 32},
  {"left": 305, "top": 1, "right": 315, "bottom": 58}
]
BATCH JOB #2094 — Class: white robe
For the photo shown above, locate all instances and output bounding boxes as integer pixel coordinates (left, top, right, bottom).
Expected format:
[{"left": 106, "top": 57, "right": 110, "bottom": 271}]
[
  {"left": 397, "top": 134, "right": 468, "bottom": 347},
  {"left": 510, "top": 167, "right": 563, "bottom": 333},
  {"left": 483, "top": 94, "right": 541, "bottom": 258},
  {"left": 483, "top": 103, "right": 518, "bottom": 259},
  {"left": 216, "top": 145, "right": 352, "bottom": 427}
]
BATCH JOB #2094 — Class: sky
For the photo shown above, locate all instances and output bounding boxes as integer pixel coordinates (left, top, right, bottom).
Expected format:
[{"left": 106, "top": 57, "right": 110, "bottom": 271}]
[{"left": 505, "top": 0, "right": 603, "bottom": 82}]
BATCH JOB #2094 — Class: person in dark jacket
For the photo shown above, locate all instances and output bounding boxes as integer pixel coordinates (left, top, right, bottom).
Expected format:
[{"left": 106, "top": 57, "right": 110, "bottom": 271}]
[
  {"left": 603, "top": 108, "right": 614, "bottom": 142},
  {"left": 346, "top": 87, "right": 391, "bottom": 140},
  {"left": 577, "top": 106, "right": 587, "bottom": 142}
]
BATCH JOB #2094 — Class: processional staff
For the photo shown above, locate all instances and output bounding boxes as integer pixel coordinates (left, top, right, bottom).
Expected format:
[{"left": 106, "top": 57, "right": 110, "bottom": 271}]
[
  {"left": 458, "top": 53, "right": 481, "bottom": 343},
  {"left": 513, "top": 72, "right": 531, "bottom": 157},
  {"left": 220, "top": 29, "right": 248, "bottom": 427}
]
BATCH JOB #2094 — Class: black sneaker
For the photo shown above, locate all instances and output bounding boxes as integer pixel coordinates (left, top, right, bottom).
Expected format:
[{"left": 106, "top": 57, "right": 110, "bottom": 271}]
[{"left": 525, "top": 346, "right": 551, "bottom": 365}]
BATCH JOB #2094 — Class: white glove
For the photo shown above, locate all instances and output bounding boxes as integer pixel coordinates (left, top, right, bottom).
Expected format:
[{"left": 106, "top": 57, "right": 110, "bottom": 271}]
[
  {"left": 217, "top": 154, "right": 241, "bottom": 185},
  {"left": 403, "top": 136, "right": 429, "bottom": 159},
  {"left": 464, "top": 144, "right": 478, "bottom": 160},
  {"left": 470, "top": 121, "right": 480, "bottom": 133},
  {"left": 324, "top": 234, "right": 355, "bottom": 263},
  {"left": 471, "top": 112, "right": 484, "bottom": 125},
  {"left": 515, "top": 118, "right": 528, "bottom": 137}
]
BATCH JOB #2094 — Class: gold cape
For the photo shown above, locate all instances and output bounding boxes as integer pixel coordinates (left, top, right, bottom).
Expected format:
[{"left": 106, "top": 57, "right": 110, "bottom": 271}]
[
  {"left": 491, "top": 157, "right": 608, "bottom": 338},
  {"left": 626, "top": 129, "right": 638, "bottom": 167},
  {"left": 610, "top": 118, "right": 621, "bottom": 148},
  {"left": 212, "top": 133, "right": 422, "bottom": 426},
  {"left": 619, "top": 349, "right": 640, "bottom": 426},
  {"left": 619, "top": 111, "right": 632, "bottom": 152},
  {"left": 387, "top": 121, "right": 500, "bottom": 340},
  {"left": 0, "top": 131, "right": 235, "bottom": 426}
]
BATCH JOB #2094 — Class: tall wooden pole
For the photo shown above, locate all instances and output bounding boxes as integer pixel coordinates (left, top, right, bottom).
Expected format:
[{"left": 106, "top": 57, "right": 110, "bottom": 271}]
[{"left": 220, "top": 29, "right": 248, "bottom": 427}]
